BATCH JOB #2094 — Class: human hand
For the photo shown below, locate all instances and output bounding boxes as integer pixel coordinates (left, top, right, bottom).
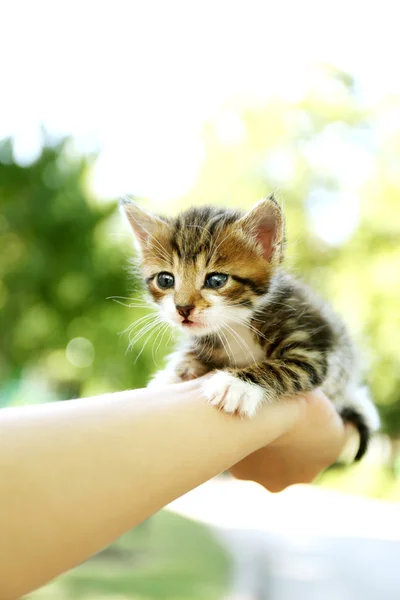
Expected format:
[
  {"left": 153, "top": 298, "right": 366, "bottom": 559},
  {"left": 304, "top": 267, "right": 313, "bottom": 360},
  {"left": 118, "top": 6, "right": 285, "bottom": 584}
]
[{"left": 229, "top": 389, "right": 352, "bottom": 492}]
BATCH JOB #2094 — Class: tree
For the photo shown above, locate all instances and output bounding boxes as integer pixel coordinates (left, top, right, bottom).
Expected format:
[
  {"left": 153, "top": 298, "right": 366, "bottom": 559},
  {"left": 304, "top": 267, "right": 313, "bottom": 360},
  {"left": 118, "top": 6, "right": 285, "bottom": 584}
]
[{"left": 0, "top": 138, "right": 165, "bottom": 406}]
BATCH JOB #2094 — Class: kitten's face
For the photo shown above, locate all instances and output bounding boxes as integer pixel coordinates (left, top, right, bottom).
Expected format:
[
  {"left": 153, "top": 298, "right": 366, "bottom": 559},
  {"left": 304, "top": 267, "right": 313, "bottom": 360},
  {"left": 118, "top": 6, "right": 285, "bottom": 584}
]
[{"left": 122, "top": 199, "right": 284, "bottom": 337}]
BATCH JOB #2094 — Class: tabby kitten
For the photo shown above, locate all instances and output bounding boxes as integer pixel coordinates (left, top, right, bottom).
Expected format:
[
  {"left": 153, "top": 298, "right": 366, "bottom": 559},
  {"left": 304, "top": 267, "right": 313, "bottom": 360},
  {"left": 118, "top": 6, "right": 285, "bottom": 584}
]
[{"left": 121, "top": 196, "right": 379, "bottom": 460}]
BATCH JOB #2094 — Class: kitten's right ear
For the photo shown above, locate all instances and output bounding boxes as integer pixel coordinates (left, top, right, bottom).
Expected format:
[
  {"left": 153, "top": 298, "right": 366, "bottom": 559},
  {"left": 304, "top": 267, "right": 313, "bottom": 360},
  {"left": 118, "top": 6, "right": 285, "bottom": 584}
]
[
  {"left": 238, "top": 194, "right": 285, "bottom": 264},
  {"left": 120, "top": 198, "right": 166, "bottom": 251}
]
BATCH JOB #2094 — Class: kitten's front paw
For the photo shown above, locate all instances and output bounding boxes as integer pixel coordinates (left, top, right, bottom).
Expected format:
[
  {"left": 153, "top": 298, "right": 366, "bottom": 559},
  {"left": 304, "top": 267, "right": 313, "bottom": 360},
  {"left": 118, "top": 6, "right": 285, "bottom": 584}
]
[
  {"left": 202, "top": 371, "right": 264, "bottom": 418},
  {"left": 176, "top": 365, "right": 203, "bottom": 382},
  {"left": 176, "top": 358, "right": 210, "bottom": 382}
]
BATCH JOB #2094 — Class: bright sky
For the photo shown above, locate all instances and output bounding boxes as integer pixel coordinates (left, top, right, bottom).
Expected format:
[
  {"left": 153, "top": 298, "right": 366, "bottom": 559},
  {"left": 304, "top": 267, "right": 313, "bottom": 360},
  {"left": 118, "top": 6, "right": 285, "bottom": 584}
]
[{"left": 1, "top": 0, "right": 399, "bottom": 209}]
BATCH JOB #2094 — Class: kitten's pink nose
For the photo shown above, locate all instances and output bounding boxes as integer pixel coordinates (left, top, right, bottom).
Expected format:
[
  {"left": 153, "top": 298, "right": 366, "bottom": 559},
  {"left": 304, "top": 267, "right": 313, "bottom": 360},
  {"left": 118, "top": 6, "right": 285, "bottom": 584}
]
[{"left": 176, "top": 305, "right": 195, "bottom": 319}]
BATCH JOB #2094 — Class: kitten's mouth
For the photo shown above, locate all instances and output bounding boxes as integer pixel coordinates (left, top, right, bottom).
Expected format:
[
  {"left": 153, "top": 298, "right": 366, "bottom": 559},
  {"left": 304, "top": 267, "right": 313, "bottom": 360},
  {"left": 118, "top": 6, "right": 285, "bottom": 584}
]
[{"left": 181, "top": 318, "right": 205, "bottom": 329}]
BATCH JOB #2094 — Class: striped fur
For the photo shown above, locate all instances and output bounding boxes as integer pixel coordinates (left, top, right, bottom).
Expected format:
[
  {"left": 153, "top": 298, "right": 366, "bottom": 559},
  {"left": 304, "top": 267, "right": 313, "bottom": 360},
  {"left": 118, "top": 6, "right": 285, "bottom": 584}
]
[{"left": 122, "top": 196, "right": 380, "bottom": 460}]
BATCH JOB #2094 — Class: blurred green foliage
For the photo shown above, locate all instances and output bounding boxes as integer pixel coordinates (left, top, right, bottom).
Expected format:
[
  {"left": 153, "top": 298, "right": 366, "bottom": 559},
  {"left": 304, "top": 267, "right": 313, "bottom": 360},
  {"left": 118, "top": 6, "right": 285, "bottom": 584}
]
[
  {"left": 30, "top": 511, "right": 230, "bottom": 599},
  {"left": 0, "top": 138, "right": 170, "bottom": 406},
  {"left": 1, "top": 69, "right": 400, "bottom": 438}
]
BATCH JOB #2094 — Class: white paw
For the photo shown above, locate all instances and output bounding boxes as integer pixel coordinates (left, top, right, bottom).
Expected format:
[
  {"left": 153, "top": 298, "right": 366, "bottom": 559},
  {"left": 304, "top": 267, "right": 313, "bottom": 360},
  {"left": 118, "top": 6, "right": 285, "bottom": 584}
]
[
  {"left": 202, "top": 371, "right": 264, "bottom": 417},
  {"left": 148, "top": 369, "right": 182, "bottom": 388}
]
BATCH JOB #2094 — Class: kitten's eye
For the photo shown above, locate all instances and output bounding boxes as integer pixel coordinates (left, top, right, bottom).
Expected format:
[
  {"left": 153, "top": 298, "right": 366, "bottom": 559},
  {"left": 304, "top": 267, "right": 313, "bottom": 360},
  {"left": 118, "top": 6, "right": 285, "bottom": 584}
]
[
  {"left": 157, "top": 272, "right": 175, "bottom": 289},
  {"left": 205, "top": 273, "right": 228, "bottom": 289}
]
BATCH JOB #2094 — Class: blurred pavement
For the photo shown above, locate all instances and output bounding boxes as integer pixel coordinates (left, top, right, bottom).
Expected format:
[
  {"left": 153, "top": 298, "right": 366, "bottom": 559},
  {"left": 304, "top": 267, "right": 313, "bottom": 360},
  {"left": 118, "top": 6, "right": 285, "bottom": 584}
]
[{"left": 168, "top": 479, "right": 400, "bottom": 599}]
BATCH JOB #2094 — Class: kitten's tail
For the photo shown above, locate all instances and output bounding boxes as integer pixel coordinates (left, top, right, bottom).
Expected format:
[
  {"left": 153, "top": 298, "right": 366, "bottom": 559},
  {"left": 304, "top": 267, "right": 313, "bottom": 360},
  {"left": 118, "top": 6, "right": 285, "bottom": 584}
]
[{"left": 338, "top": 386, "right": 380, "bottom": 461}]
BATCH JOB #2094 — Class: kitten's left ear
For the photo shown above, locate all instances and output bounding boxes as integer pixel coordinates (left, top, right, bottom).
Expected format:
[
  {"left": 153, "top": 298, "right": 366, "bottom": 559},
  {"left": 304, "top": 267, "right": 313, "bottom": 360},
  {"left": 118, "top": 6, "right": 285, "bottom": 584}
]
[
  {"left": 120, "top": 197, "right": 167, "bottom": 251},
  {"left": 238, "top": 194, "right": 285, "bottom": 263}
]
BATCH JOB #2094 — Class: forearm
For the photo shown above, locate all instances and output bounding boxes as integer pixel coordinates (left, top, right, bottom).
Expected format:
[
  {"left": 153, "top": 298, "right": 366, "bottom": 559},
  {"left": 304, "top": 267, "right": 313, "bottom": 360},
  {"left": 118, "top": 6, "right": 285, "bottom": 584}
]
[{"left": 0, "top": 379, "right": 301, "bottom": 598}]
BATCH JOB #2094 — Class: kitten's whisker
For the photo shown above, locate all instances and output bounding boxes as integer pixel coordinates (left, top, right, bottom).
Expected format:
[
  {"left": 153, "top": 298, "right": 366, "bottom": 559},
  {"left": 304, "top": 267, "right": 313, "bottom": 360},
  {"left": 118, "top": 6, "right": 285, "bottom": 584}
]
[
  {"left": 208, "top": 213, "right": 231, "bottom": 255},
  {"left": 107, "top": 295, "right": 149, "bottom": 303},
  {"left": 128, "top": 317, "right": 164, "bottom": 350},
  {"left": 152, "top": 322, "right": 170, "bottom": 364},
  {"left": 119, "top": 316, "right": 154, "bottom": 338},
  {"left": 151, "top": 322, "right": 167, "bottom": 365},
  {"left": 165, "top": 327, "right": 173, "bottom": 350},
  {"left": 224, "top": 314, "right": 270, "bottom": 342},
  {"left": 144, "top": 233, "right": 172, "bottom": 264},
  {"left": 109, "top": 298, "right": 152, "bottom": 309},
  {"left": 134, "top": 322, "right": 164, "bottom": 364},
  {"left": 147, "top": 252, "right": 172, "bottom": 269},
  {"left": 146, "top": 248, "right": 171, "bottom": 267},
  {"left": 208, "top": 227, "right": 238, "bottom": 262},
  {"left": 216, "top": 328, "right": 234, "bottom": 366},
  {"left": 265, "top": 299, "right": 298, "bottom": 313},
  {"left": 217, "top": 327, "right": 231, "bottom": 363},
  {"left": 156, "top": 323, "right": 170, "bottom": 357},
  {"left": 120, "top": 313, "right": 155, "bottom": 337},
  {"left": 223, "top": 321, "right": 257, "bottom": 364},
  {"left": 229, "top": 301, "right": 254, "bottom": 307},
  {"left": 108, "top": 293, "right": 156, "bottom": 311},
  {"left": 196, "top": 336, "right": 213, "bottom": 362},
  {"left": 125, "top": 303, "right": 156, "bottom": 309},
  {"left": 127, "top": 314, "right": 156, "bottom": 329},
  {"left": 128, "top": 325, "right": 160, "bottom": 356},
  {"left": 200, "top": 321, "right": 219, "bottom": 361},
  {"left": 151, "top": 323, "right": 164, "bottom": 365},
  {"left": 111, "top": 298, "right": 130, "bottom": 308},
  {"left": 186, "top": 223, "right": 213, "bottom": 245},
  {"left": 128, "top": 316, "right": 163, "bottom": 344},
  {"left": 127, "top": 323, "right": 157, "bottom": 353},
  {"left": 221, "top": 322, "right": 250, "bottom": 358},
  {"left": 219, "top": 326, "right": 236, "bottom": 366}
]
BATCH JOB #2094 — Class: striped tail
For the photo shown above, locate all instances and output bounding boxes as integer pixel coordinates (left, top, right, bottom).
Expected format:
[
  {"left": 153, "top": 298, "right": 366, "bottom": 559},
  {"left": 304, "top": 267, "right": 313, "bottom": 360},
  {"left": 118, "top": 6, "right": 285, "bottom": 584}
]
[{"left": 338, "top": 386, "right": 380, "bottom": 461}]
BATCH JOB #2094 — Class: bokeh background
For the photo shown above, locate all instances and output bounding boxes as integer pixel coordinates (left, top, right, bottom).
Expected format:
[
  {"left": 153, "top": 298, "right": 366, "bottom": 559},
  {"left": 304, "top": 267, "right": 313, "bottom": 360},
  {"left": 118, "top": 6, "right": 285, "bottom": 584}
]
[{"left": 1, "top": 1, "right": 400, "bottom": 598}]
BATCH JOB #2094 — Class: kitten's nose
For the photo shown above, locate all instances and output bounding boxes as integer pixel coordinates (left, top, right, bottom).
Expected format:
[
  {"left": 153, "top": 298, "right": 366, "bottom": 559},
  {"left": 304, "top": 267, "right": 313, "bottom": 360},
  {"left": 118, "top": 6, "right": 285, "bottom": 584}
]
[{"left": 176, "top": 305, "right": 195, "bottom": 319}]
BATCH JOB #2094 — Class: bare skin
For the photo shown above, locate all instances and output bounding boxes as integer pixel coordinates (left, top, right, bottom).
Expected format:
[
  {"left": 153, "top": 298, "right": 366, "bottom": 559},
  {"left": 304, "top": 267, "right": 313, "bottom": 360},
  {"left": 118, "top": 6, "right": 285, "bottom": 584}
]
[
  {"left": 231, "top": 388, "right": 349, "bottom": 491},
  {"left": 0, "top": 378, "right": 348, "bottom": 598}
]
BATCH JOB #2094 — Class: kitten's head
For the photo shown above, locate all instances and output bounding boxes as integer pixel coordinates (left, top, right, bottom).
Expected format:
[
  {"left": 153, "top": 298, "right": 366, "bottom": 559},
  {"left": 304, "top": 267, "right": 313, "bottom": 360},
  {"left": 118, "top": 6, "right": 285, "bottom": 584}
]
[{"left": 121, "top": 196, "right": 285, "bottom": 337}]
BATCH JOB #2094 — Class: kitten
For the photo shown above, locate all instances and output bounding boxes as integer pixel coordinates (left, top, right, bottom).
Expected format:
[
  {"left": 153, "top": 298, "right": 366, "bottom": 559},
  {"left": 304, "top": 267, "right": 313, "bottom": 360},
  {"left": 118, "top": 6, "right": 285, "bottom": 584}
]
[{"left": 121, "top": 195, "right": 379, "bottom": 460}]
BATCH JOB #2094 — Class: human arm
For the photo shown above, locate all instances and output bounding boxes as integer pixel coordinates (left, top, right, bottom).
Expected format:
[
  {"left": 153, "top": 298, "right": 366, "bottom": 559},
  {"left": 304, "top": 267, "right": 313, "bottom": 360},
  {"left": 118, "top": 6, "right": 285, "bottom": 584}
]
[{"left": 0, "top": 377, "right": 305, "bottom": 599}]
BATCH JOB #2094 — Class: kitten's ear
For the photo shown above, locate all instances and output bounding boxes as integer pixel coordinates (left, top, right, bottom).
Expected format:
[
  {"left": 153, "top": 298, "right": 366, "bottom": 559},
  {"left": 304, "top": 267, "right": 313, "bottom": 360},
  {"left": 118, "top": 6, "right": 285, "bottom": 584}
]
[
  {"left": 120, "top": 198, "right": 167, "bottom": 251},
  {"left": 238, "top": 195, "right": 285, "bottom": 263}
]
